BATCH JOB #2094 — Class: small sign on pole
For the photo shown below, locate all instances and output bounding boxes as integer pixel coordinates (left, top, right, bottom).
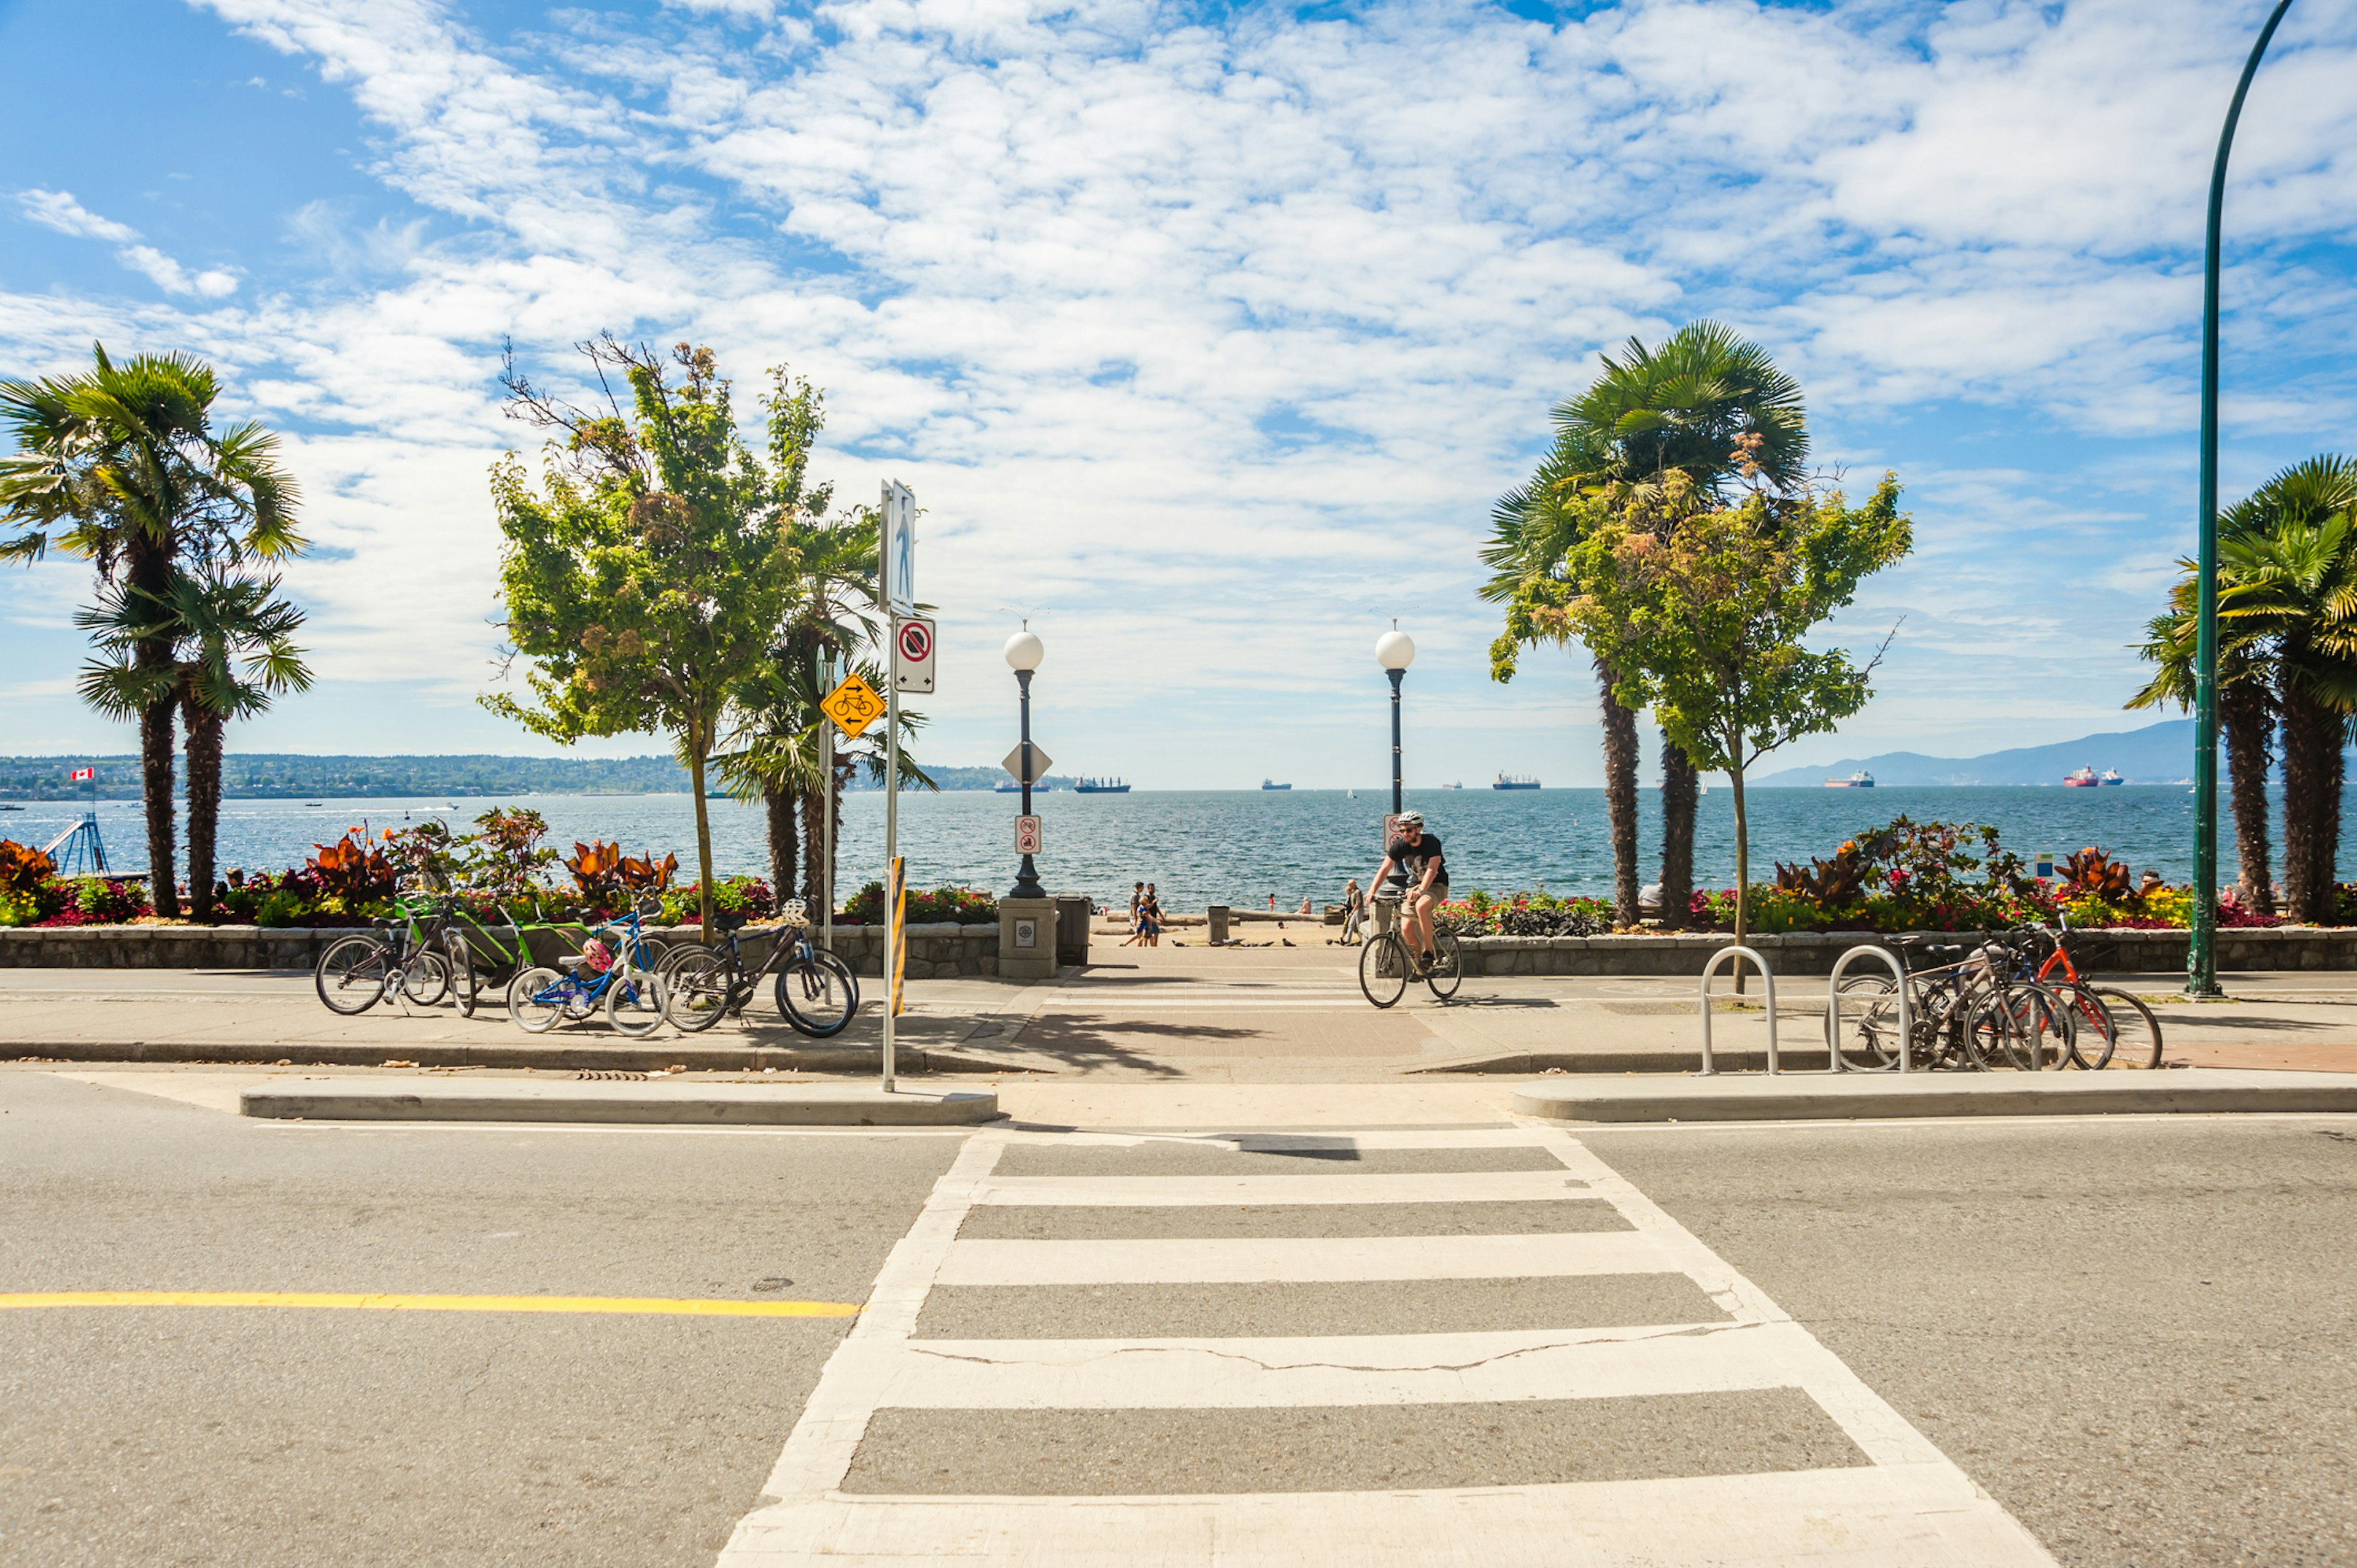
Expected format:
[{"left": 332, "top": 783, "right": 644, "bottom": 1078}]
[
  {"left": 1016, "top": 814, "right": 1042, "bottom": 855},
  {"left": 1001, "top": 743, "right": 1054, "bottom": 786},
  {"left": 820, "top": 673, "right": 885, "bottom": 740},
  {"left": 894, "top": 617, "right": 936, "bottom": 695},
  {"left": 881, "top": 481, "right": 917, "bottom": 617}
]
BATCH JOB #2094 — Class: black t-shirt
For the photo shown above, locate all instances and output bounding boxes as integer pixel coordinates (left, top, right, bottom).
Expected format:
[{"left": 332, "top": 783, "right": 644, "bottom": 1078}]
[{"left": 1387, "top": 833, "right": 1445, "bottom": 888}]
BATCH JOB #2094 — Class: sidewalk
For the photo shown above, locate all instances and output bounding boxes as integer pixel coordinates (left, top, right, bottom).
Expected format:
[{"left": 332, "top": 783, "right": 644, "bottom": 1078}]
[{"left": 7, "top": 943, "right": 2357, "bottom": 1079}]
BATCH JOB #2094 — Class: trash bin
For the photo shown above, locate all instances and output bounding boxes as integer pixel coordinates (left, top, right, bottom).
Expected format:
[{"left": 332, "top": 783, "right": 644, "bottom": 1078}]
[{"left": 1055, "top": 895, "right": 1091, "bottom": 966}]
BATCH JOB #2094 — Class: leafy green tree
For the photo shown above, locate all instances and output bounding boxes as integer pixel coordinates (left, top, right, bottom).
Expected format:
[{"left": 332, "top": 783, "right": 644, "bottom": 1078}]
[
  {"left": 1552, "top": 470, "right": 1911, "bottom": 944},
  {"left": 486, "top": 338, "right": 800, "bottom": 937},
  {"left": 1485, "top": 322, "right": 1808, "bottom": 924},
  {"left": 1, "top": 346, "right": 301, "bottom": 914},
  {"left": 78, "top": 569, "right": 311, "bottom": 919}
]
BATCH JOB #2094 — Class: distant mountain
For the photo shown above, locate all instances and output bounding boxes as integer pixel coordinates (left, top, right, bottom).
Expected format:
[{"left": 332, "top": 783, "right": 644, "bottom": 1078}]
[
  {"left": 0, "top": 752, "right": 1082, "bottom": 800},
  {"left": 1753, "top": 719, "right": 2205, "bottom": 788}
]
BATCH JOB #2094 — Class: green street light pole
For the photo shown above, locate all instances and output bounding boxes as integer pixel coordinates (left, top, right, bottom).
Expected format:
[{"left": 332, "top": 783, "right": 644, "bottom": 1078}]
[{"left": 2190, "top": 0, "right": 2296, "bottom": 1000}]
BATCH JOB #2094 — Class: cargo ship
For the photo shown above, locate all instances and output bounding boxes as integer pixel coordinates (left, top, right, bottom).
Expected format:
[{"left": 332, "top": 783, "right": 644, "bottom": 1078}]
[
  {"left": 2064, "top": 766, "right": 2099, "bottom": 788},
  {"left": 1493, "top": 773, "right": 1541, "bottom": 790},
  {"left": 1072, "top": 777, "right": 1130, "bottom": 794},
  {"left": 1824, "top": 770, "right": 1875, "bottom": 789},
  {"left": 1261, "top": 779, "right": 1291, "bottom": 791}
]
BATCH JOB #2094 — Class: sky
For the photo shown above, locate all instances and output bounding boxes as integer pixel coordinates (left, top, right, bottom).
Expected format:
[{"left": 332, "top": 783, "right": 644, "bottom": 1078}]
[{"left": 1, "top": 0, "right": 2354, "bottom": 789}]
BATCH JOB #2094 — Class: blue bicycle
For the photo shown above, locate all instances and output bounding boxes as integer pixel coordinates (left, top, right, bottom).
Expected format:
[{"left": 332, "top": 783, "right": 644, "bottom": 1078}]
[{"left": 505, "top": 897, "right": 667, "bottom": 1038}]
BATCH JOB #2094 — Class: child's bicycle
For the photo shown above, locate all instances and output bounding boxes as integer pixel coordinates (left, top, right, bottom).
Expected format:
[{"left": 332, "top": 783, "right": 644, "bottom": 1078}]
[
  {"left": 505, "top": 897, "right": 668, "bottom": 1038},
  {"left": 444, "top": 899, "right": 671, "bottom": 1019}
]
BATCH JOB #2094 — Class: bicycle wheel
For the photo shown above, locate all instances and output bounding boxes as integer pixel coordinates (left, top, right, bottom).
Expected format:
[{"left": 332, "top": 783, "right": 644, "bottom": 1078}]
[
  {"left": 1992, "top": 981, "right": 2070, "bottom": 1070},
  {"left": 446, "top": 933, "right": 477, "bottom": 1017},
  {"left": 662, "top": 948, "right": 738, "bottom": 1033},
  {"left": 605, "top": 968, "right": 667, "bottom": 1038},
  {"left": 778, "top": 949, "right": 859, "bottom": 1037},
  {"left": 1933, "top": 991, "right": 2005, "bottom": 1070},
  {"left": 315, "top": 935, "right": 390, "bottom": 1015},
  {"left": 2088, "top": 986, "right": 2164, "bottom": 1068},
  {"left": 508, "top": 966, "right": 569, "bottom": 1033},
  {"left": 1828, "top": 973, "right": 1906, "bottom": 1070},
  {"left": 402, "top": 948, "right": 452, "bottom": 1008},
  {"left": 2048, "top": 980, "right": 2118, "bottom": 1069},
  {"left": 1424, "top": 926, "right": 1463, "bottom": 1000},
  {"left": 1358, "top": 932, "right": 1408, "bottom": 1009}
]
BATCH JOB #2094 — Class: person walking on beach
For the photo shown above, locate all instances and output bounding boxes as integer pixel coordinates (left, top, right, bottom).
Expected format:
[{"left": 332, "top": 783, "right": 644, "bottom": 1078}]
[
  {"left": 1369, "top": 811, "right": 1447, "bottom": 972},
  {"left": 1121, "top": 881, "right": 1147, "bottom": 947},
  {"left": 1140, "top": 883, "right": 1164, "bottom": 946}
]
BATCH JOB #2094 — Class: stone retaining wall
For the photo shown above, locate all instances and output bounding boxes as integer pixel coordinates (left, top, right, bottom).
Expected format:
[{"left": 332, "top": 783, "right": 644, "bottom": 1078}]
[{"left": 0, "top": 921, "right": 999, "bottom": 977}]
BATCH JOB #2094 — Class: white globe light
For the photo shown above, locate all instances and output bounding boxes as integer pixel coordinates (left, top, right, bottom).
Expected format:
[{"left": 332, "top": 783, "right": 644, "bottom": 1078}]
[
  {"left": 1004, "top": 630, "right": 1045, "bottom": 671},
  {"left": 1375, "top": 629, "right": 1416, "bottom": 671}
]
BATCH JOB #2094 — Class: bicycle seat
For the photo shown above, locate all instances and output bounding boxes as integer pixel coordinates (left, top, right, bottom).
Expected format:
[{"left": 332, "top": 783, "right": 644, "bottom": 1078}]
[{"left": 557, "top": 956, "right": 587, "bottom": 969}]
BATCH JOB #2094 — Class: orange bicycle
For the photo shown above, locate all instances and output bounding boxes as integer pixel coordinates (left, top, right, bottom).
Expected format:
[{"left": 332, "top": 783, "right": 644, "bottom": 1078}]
[{"left": 2009, "top": 915, "right": 2164, "bottom": 1069}]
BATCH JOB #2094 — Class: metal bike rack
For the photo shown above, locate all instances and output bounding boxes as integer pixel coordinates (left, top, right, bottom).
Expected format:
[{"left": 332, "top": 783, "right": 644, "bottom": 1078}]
[
  {"left": 1825, "top": 943, "right": 1913, "bottom": 1074},
  {"left": 1698, "top": 945, "right": 1777, "bottom": 1075}
]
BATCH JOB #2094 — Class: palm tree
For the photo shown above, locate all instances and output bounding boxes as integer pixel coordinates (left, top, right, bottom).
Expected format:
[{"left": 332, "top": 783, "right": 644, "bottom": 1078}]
[
  {"left": 77, "top": 569, "right": 311, "bottom": 921},
  {"left": 1484, "top": 322, "right": 1808, "bottom": 922},
  {"left": 1, "top": 345, "right": 301, "bottom": 915},
  {"left": 2138, "top": 456, "right": 2357, "bottom": 922}
]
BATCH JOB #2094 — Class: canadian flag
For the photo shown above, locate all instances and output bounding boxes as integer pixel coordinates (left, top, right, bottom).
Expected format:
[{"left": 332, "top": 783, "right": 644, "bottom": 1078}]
[{"left": 69, "top": 768, "right": 94, "bottom": 782}]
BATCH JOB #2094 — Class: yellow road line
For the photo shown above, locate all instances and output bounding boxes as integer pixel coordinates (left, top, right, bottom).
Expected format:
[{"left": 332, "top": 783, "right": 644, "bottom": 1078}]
[{"left": 0, "top": 1291, "right": 861, "bottom": 1318}]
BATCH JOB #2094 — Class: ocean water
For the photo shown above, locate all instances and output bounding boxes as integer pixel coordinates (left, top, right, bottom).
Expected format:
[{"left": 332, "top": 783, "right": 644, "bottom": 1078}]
[{"left": 6, "top": 783, "right": 2342, "bottom": 913}]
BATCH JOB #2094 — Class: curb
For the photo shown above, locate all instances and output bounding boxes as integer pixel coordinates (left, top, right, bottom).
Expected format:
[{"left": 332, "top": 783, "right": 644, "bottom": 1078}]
[
  {"left": 1511, "top": 1070, "right": 2357, "bottom": 1123},
  {"left": 239, "top": 1080, "right": 1002, "bottom": 1126}
]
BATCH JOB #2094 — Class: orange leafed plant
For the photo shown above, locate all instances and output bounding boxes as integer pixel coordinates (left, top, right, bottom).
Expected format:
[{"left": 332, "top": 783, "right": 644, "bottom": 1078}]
[
  {"left": 306, "top": 833, "right": 398, "bottom": 900},
  {"left": 565, "top": 841, "right": 677, "bottom": 899},
  {"left": 0, "top": 839, "right": 56, "bottom": 895},
  {"left": 2059, "top": 847, "right": 2135, "bottom": 904}
]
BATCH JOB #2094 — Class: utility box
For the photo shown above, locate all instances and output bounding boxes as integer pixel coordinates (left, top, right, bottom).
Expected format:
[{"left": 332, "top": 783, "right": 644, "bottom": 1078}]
[
  {"left": 1208, "top": 905, "right": 1229, "bottom": 944},
  {"left": 1054, "top": 895, "right": 1091, "bottom": 966},
  {"left": 999, "top": 896, "right": 1059, "bottom": 981}
]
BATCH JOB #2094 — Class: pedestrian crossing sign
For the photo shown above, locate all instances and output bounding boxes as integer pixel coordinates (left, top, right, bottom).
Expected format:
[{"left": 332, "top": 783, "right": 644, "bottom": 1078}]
[{"left": 820, "top": 673, "right": 885, "bottom": 740}]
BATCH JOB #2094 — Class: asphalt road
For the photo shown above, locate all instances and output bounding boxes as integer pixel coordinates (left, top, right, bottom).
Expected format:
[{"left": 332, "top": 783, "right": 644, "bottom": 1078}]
[{"left": 4, "top": 1068, "right": 2354, "bottom": 1565}]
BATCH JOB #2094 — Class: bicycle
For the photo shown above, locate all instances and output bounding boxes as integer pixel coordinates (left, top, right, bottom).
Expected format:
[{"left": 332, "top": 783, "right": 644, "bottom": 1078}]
[
  {"left": 1829, "top": 935, "right": 2072, "bottom": 1071},
  {"left": 1358, "top": 894, "right": 1463, "bottom": 1008},
  {"left": 314, "top": 892, "right": 460, "bottom": 1015},
  {"left": 444, "top": 899, "right": 670, "bottom": 1019},
  {"left": 505, "top": 897, "right": 668, "bottom": 1037},
  {"left": 2012, "top": 915, "right": 2164, "bottom": 1069},
  {"left": 659, "top": 899, "right": 861, "bottom": 1037}
]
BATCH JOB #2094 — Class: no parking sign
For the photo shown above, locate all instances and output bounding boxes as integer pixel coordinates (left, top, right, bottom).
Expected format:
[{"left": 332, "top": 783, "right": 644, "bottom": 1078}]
[{"left": 894, "top": 617, "right": 935, "bottom": 694}]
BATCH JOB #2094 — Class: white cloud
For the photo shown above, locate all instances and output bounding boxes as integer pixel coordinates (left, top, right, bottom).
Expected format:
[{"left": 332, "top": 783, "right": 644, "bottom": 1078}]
[{"left": 14, "top": 187, "right": 239, "bottom": 298}]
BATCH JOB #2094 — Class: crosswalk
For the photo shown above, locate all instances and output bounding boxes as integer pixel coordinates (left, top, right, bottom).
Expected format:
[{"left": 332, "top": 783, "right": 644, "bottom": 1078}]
[{"left": 716, "top": 1126, "right": 2053, "bottom": 1566}]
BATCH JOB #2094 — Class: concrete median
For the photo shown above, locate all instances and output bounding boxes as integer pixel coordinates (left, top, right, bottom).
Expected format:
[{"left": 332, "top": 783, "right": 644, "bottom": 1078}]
[
  {"left": 239, "top": 1078, "right": 1001, "bottom": 1126},
  {"left": 1512, "top": 1067, "right": 2357, "bottom": 1123}
]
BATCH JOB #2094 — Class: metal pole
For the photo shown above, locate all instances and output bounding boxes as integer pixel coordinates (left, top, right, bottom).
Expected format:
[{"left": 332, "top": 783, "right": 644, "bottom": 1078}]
[
  {"left": 1387, "top": 667, "right": 1404, "bottom": 815},
  {"left": 1010, "top": 670, "right": 1045, "bottom": 899},
  {"left": 2191, "top": 0, "right": 2294, "bottom": 1001},
  {"left": 821, "top": 653, "right": 834, "bottom": 956},
  {"left": 881, "top": 500, "right": 898, "bottom": 1091}
]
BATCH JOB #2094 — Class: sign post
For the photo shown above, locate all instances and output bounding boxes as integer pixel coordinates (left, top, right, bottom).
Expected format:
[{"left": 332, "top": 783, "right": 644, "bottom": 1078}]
[
  {"left": 878, "top": 480, "right": 916, "bottom": 1092},
  {"left": 821, "top": 654, "right": 835, "bottom": 956}
]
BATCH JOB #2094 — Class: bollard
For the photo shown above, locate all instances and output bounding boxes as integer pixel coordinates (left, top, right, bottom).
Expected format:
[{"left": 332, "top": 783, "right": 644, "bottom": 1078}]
[
  {"left": 1698, "top": 945, "right": 1777, "bottom": 1075},
  {"left": 1207, "top": 905, "right": 1229, "bottom": 945},
  {"left": 1825, "top": 944, "right": 1912, "bottom": 1073}
]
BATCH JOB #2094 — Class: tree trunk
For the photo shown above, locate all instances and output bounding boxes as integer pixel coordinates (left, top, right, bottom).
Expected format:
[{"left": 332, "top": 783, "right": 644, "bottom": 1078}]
[
  {"left": 1658, "top": 735, "right": 1698, "bottom": 926},
  {"left": 764, "top": 784, "right": 799, "bottom": 913},
  {"left": 2285, "top": 689, "right": 2347, "bottom": 924},
  {"left": 1729, "top": 759, "right": 1751, "bottom": 948},
  {"left": 183, "top": 698, "right": 224, "bottom": 922},
  {"left": 687, "top": 735, "right": 716, "bottom": 943},
  {"left": 799, "top": 784, "right": 826, "bottom": 905},
  {"left": 1597, "top": 659, "right": 1640, "bottom": 925},
  {"left": 2221, "top": 679, "right": 2275, "bottom": 914},
  {"left": 138, "top": 696, "right": 178, "bottom": 917}
]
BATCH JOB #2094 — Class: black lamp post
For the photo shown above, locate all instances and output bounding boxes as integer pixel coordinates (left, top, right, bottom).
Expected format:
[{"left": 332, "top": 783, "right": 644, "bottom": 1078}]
[
  {"left": 1004, "top": 628, "right": 1047, "bottom": 900},
  {"left": 1376, "top": 626, "right": 1416, "bottom": 814}
]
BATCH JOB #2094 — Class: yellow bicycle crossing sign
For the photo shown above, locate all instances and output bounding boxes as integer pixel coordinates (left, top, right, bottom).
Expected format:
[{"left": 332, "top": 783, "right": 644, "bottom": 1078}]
[{"left": 820, "top": 673, "right": 885, "bottom": 740}]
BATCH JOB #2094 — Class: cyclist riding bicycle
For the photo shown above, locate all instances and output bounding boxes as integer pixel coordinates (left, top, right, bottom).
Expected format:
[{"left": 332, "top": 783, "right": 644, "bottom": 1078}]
[{"left": 1370, "top": 811, "right": 1447, "bottom": 973}]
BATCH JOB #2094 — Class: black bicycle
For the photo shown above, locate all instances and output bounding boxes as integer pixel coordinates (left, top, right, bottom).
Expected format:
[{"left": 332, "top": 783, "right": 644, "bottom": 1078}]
[
  {"left": 1358, "top": 894, "right": 1463, "bottom": 1008},
  {"left": 314, "top": 892, "right": 460, "bottom": 1014},
  {"left": 659, "top": 900, "right": 860, "bottom": 1037}
]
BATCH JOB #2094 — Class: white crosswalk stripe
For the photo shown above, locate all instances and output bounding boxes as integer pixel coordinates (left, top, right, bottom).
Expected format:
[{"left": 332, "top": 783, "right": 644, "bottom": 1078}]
[{"left": 715, "top": 1126, "right": 2056, "bottom": 1567}]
